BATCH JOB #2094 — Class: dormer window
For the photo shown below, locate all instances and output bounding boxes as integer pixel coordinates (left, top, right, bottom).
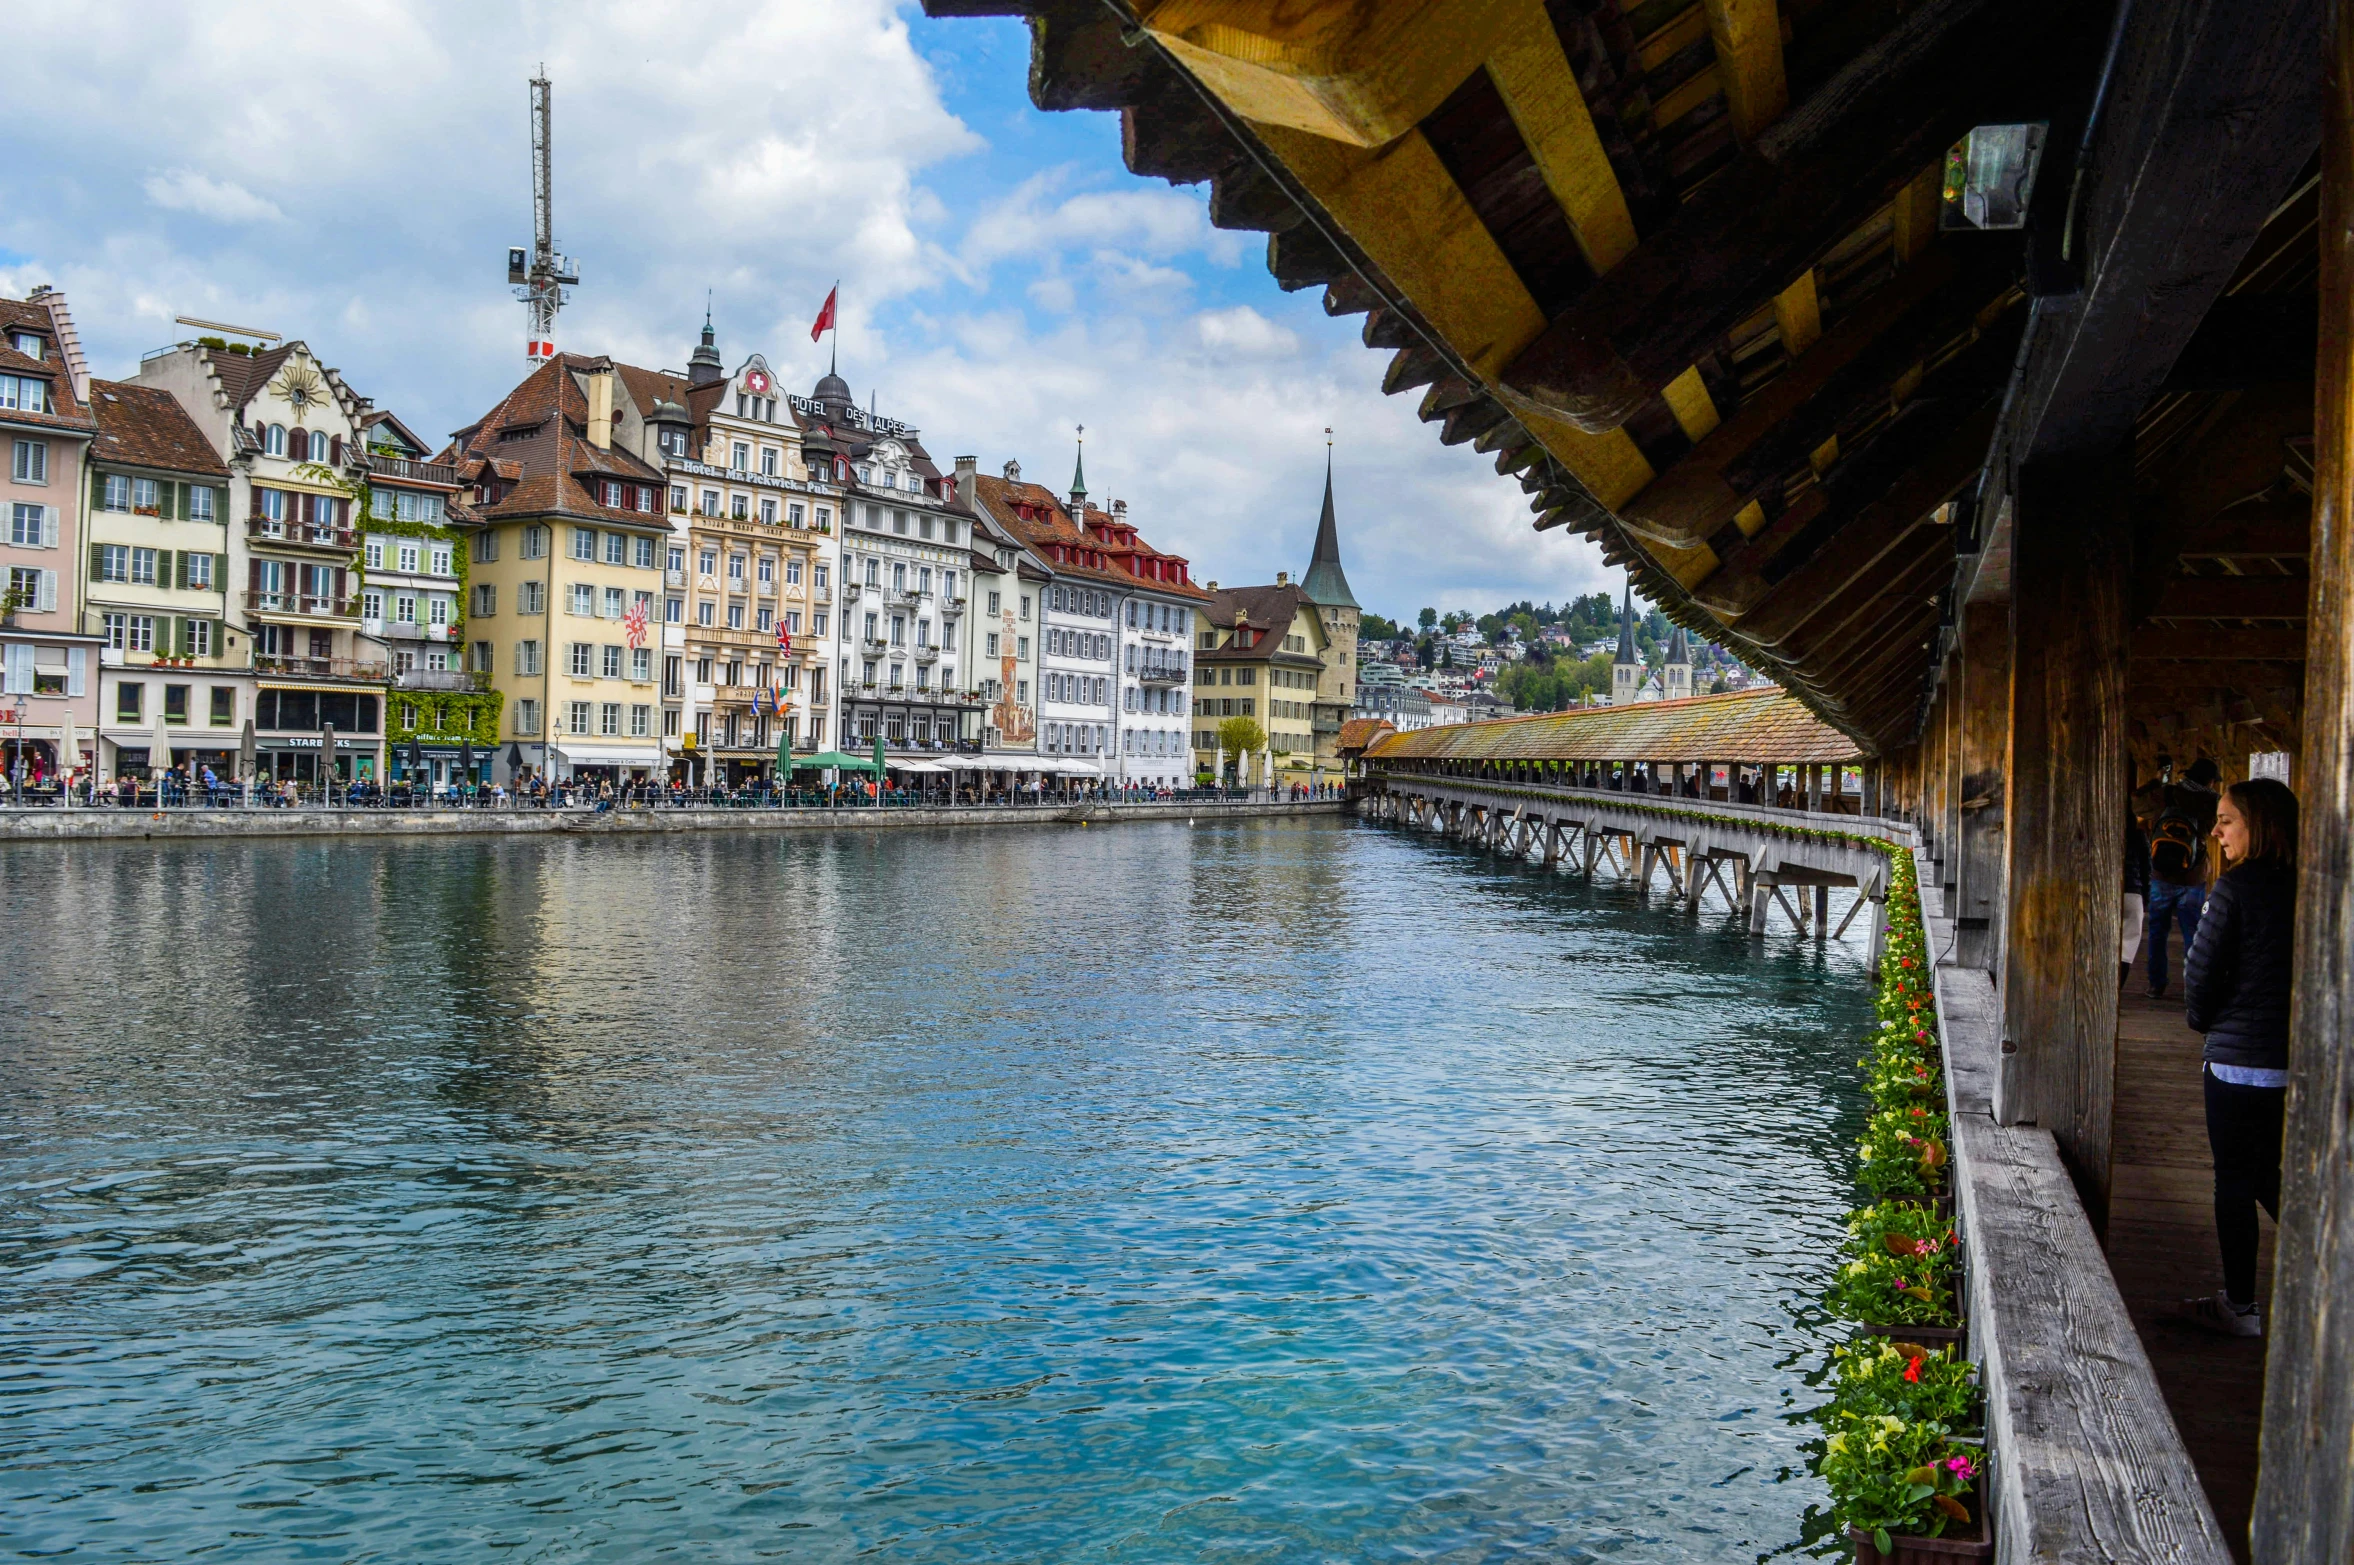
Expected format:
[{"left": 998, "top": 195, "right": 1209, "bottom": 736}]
[{"left": 9, "top": 331, "right": 40, "bottom": 359}]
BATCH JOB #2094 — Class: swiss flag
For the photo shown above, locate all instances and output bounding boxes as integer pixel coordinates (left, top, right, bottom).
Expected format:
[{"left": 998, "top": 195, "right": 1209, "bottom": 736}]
[{"left": 809, "top": 286, "right": 837, "bottom": 342}]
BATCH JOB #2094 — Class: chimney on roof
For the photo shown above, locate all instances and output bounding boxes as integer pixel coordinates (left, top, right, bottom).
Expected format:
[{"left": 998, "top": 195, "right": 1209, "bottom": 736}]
[
  {"left": 586, "top": 366, "right": 614, "bottom": 451},
  {"left": 953, "top": 454, "right": 977, "bottom": 508},
  {"left": 1003, "top": 458, "right": 1021, "bottom": 482},
  {"left": 1205, "top": 580, "right": 1217, "bottom": 591},
  {"left": 1275, "top": 570, "right": 1289, "bottom": 587},
  {"left": 1113, "top": 498, "right": 1127, "bottom": 518}
]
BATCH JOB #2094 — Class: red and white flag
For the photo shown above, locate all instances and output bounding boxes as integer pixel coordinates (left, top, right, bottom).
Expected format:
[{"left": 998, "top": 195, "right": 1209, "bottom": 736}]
[
  {"left": 809, "top": 286, "right": 837, "bottom": 343},
  {"left": 776, "top": 620, "right": 793, "bottom": 656},
  {"left": 622, "top": 594, "right": 650, "bottom": 650}
]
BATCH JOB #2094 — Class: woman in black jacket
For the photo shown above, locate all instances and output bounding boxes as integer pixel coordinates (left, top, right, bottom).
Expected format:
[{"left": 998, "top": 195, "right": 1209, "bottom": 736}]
[{"left": 2175, "top": 777, "right": 2298, "bottom": 1337}]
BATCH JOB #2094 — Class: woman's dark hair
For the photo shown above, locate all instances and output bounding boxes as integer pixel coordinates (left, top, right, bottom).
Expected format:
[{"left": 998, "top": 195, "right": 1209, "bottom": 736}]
[{"left": 2224, "top": 777, "right": 2298, "bottom": 867}]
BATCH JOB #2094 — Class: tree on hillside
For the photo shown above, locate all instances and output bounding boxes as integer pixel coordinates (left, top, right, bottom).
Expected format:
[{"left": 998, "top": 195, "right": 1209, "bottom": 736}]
[
  {"left": 1359, "top": 611, "right": 1400, "bottom": 642},
  {"left": 1418, "top": 607, "right": 1438, "bottom": 629}
]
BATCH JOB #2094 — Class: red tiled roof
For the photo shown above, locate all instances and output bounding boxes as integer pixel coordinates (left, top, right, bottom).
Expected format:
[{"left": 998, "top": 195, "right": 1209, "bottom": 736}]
[
  {"left": 88, "top": 381, "right": 229, "bottom": 476},
  {"left": 1338, "top": 717, "right": 1394, "bottom": 753},
  {"left": 1365, "top": 687, "right": 1861, "bottom": 765},
  {"left": 1197, "top": 582, "right": 1321, "bottom": 663},
  {"left": 0, "top": 296, "right": 93, "bottom": 434},
  {"left": 974, "top": 473, "right": 1210, "bottom": 599}
]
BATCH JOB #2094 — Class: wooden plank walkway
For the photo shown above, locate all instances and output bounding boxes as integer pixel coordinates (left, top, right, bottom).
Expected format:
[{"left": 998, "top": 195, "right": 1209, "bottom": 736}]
[{"left": 2108, "top": 926, "right": 2278, "bottom": 1564}]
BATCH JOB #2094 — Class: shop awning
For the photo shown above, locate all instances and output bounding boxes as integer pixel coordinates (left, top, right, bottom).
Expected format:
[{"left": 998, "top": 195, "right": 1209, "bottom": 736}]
[
  {"left": 887, "top": 758, "right": 949, "bottom": 773},
  {"left": 554, "top": 744, "right": 661, "bottom": 767}
]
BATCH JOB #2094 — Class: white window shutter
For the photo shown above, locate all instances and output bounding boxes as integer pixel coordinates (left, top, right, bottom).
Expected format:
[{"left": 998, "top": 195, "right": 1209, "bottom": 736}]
[
  {"left": 67, "top": 645, "right": 85, "bottom": 697},
  {"left": 37, "top": 569, "right": 55, "bottom": 613},
  {"left": 3, "top": 643, "right": 29, "bottom": 695},
  {"left": 41, "top": 506, "right": 57, "bottom": 548}
]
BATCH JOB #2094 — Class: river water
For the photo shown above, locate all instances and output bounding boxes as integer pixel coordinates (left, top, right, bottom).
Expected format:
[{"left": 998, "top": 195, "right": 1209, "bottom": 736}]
[{"left": 0, "top": 817, "right": 1872, "bottom": 1562}]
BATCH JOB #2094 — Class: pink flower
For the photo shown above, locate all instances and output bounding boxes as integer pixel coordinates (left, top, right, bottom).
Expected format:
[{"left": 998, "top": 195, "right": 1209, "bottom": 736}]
[{"left": 1946, "top": 1455, "right": 1976, "bottom": 1478}]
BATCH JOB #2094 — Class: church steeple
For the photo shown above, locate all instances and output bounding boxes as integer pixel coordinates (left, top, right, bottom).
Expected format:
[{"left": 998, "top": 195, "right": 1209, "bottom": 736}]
[
  {"left": 1663, "top": 623, "right": 1692, "bottom": 701},
  {"left": 1069, "top": 426, "right": 1087, "bottom": 512},
  {"left": 1612, "top": 586, "right": 1643, "bottom": 706},
  {"left": 1300, "top": 440, "right": 1360, "bottom": 610}
]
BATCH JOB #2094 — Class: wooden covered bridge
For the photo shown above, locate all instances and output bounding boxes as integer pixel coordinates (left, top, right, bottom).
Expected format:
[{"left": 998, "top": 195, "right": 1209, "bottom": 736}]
[
  {"left": 929, "top": 1, "right": 2351, "bottom": 1558},
  {"left": 1365, "top": 687, "right": 1894, "bottom": 941}
]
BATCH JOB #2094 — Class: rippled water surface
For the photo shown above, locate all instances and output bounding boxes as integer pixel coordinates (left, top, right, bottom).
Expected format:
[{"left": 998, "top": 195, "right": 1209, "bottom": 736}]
[{"left": 0, "top": 818, "right": 1872, "bottom": 1561}]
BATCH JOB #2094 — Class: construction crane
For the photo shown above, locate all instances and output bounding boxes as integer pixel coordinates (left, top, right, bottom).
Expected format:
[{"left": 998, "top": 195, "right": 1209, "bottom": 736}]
[{"left": 506, "top": 68, "right": 579, "bottom": 364}]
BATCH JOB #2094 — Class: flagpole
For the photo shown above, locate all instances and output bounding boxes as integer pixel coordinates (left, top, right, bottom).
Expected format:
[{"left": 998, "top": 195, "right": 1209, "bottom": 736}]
[{"left": 830, "top": 279, "right": 839, "bottom": 376}]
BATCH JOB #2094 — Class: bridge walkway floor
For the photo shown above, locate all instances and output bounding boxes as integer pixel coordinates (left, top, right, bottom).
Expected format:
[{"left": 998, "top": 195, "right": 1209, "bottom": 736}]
[{"left": 2109, "top": 930, "right": 2274, "bottom": 1564}]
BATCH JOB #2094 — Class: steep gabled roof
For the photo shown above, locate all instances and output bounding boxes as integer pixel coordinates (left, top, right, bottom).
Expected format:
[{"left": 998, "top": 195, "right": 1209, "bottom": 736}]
[
  {"left": 1197, "top": 582, "right": 1324, "bottom": 665},
  {"left": 447, "top": 354, "right": 669, "bottom": 526},
  {"left": 88, "top": 381, "right": 229, "bottom": 476},
  {"left": 973, "top": 472, "right": 1211, "bottom": 600}
]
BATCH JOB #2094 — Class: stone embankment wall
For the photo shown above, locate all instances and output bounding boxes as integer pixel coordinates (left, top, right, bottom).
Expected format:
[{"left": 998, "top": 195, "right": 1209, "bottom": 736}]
[{"left": 0, "top": 800, "right": 1349, "bottom": 842}]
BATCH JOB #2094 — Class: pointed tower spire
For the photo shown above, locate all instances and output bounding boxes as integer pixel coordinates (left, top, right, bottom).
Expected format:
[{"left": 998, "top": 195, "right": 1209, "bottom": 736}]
[
  {"left": 1069, "top": 425, "right": 1087, "bottom": 510},
  {"left": 688, "top": 296, "right": 724, "bottom": 386},
  {"left": 1612, "top": 584, "right": 1643, "bottom": 706},
  {"left": 1614, "top": 585, "right": 1637, "bottom": 664},
  {"left": 1300, "top": 432, "right": 1360, "bottom": 609}
]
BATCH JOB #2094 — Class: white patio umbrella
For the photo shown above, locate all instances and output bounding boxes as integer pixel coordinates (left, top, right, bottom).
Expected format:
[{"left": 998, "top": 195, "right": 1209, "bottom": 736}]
[
  {"left": 56, "top": 710, "right": 76, "bottom": 803},
  {"left": 151, "top": 709, "right": 173, "bottom": 802}
]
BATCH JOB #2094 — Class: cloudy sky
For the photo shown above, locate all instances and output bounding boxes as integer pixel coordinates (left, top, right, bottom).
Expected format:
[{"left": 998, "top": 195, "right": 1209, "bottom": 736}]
[{"left": 0, "top": 2, "right": 1622, "bottom": 625}]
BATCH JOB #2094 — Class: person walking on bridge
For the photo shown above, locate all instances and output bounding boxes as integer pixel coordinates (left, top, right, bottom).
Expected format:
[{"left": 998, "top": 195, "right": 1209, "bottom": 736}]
[
  {"left": 2146, "top": 756, "right": 2221, "bottom": 999},
  {"left": 2173, "top": 776, "right": 2297, "bottom": 1337}
]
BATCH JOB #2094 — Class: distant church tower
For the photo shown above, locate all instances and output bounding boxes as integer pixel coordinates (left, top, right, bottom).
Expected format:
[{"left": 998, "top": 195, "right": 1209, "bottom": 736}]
[
  {"left": 1663, "top": 624, "right": 1692, "bottom": 701},
  {"left": 1611, "top": 586, "right": 1643, "bottom": 706},
  {"left": 1301, "top": 441, "right": 1360, "bottom": 721}
]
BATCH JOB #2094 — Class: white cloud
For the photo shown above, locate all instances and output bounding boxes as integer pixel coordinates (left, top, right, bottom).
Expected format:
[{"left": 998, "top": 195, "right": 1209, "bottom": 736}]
[
  {"left": 964, "top": 174, "right": 1245, "bottom": 272},
  {"left": 1192, "top": 306, "right": 1299, "bottom": 360},
  {"left": 141, "top": 170, "right": 283, "bottom": 225}
]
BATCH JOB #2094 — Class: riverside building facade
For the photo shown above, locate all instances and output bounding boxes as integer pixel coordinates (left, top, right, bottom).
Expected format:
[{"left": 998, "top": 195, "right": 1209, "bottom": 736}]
[
  {"left": 136, "top": 337, "right": 386, "bottom": 785},
  {"left": 623, "top": 321, "right": 842, "bottom": 783},
  {"left": 0, "top": 288, "right": 99, "bottom": 787},
  {"left": 444, "top": 355, "right": 669, "bottom": 786},
  {"left": 83, "top": 381, "right": 238, "bottom": 781},
  {"left": 815, "top": 375, "right": 979, "bottom": 758}
]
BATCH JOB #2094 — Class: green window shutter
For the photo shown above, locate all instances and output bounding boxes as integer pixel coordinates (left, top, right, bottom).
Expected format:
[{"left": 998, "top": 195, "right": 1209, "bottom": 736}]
[
  {"left": 177, "top": 550, "right": 192, "bottom": 590},
  {"left": 89, "top": 541, "right": 103, "bottom": 582},
  {"left": 159, "top": 549, "right": 175, "bottom": 589},
  {"left": 161, "top": 483, "right": 178, "bottom": 521},
  {"left": 215, "top": 553, "right": 229, "bottom": 595}
]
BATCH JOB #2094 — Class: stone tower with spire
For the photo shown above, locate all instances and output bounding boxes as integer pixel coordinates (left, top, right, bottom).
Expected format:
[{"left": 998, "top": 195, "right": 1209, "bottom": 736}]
[
  {"left": 1663, "top": 623, "right": 1692, "bottom": 701},
  {"left": 1611, "top": 586, "right": 1643, "bottom": 706},
  {"left": 1300, "top": 448, "right": 1360, "bottom": 775},
  {"left": 688, "top": 306, "right": 724, "bottom": 387}
]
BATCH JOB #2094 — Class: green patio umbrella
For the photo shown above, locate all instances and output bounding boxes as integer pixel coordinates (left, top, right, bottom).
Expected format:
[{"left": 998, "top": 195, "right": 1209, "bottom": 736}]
[
  {"left": 873, "top": 734, "right": 886, "bottom": 804},
  {"left": 799, "top": 748, "right": 878, "bottom": 772}
]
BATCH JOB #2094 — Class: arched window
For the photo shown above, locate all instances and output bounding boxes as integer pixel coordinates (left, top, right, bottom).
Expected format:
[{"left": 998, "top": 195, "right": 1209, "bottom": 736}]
[{"left": 266, "top": 423, "right": 287, "bottom": 456}]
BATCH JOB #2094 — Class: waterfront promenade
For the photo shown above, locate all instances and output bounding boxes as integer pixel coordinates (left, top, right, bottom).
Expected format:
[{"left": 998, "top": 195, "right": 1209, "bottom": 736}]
[{"left": 0, "top": 796, "right": 1345, "bottom": 841}]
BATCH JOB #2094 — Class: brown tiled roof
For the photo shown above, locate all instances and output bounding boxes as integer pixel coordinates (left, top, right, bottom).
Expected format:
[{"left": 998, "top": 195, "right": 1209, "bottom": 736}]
[
  {"left": 1365, "top": 688, "right": 1861, "bottom": 765},
  {"left": 1197, "top": 582, "right": 1321, "bottom": 664},
  {"left": 1338, "top": 717, "right": 1394, "bottom": 753},
  {"left": 449, "top": 354, "right": 670, "bottom": 527},
  {"left": 973, "top": 473, "right": 1211, "bottom": 599},
  {"left": 207, "top": 344, "right": 297, "bottom": 411},
  {"left": 0, "top": 296, "right": 92, "bottom": 433},
  {"left": 615, "top": 363, "right": 691, "bottom": 418},
  {"left": 88, "top": 381, "right": 229, "bottom": 476}
]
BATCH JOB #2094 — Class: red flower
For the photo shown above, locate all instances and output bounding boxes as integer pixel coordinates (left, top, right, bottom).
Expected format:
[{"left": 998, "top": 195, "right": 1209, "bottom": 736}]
[{"left": 1904, "top": 1354, "right": 1922, "bottom": 1383}]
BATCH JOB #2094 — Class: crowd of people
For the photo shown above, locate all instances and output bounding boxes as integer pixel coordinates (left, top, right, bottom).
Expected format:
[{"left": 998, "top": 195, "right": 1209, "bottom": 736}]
[{"left": 2120, "top": 756, "right": 2298, "bottom": 1340}]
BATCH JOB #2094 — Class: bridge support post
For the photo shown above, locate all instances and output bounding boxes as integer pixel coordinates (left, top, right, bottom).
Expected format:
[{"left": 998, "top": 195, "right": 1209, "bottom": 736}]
[
  {"left": 1748, "top": 874, "right": 1774, "bottom": 936},
  {"left": 1866, "top": 895, "right": 1888, "bottom": 969},
  {"left": 1814, "top": 884, "right": 1829, "bottom": 937},
  {"left": 1996, "top": 451, "right": 2130, "bottom": 1227},
  {"left": 1955, "top": 600, "right": 2011, "bottom": 971}
]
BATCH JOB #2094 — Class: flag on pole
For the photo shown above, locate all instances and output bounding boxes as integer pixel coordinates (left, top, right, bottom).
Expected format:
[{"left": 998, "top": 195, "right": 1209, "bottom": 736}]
[
  {"left": 809, "top": 285, "right": 838, "bottom": 343},
  {"left": 776, "top": 620, "right": 793, "bottom": 656}
]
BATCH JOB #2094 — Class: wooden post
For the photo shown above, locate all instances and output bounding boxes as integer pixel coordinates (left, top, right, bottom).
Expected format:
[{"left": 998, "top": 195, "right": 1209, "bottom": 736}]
[
  {"left": 1995, "top": 451, "right": 2131, "bottom": 1227},
  {"left": 2254, "top": 7, "right": 2354, "bottom": 1551},
  {"left": 1941, "top": 676, "right": 1964, "bottom": 914},
  {"left": 1955, "top": 601, "right": 2012, "bottom": 970}
]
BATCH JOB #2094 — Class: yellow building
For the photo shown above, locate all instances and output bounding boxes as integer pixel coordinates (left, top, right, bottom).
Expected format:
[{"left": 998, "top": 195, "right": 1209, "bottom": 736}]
[
  {"left": 1190, "top": 577, "right": 1330, "bottom": 786},
  {"left": 443, "top": 355, "right": 669, "bottom": 786}
]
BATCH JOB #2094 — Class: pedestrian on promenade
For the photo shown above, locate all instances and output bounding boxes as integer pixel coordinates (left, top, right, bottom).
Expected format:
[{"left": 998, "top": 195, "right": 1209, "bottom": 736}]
[
  {"left": 2174, "top": 776, "right": 2297, "bottom": 1337},
  {"left": 2147, "top": 756, "right": 2221, "bottom": 998}
]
